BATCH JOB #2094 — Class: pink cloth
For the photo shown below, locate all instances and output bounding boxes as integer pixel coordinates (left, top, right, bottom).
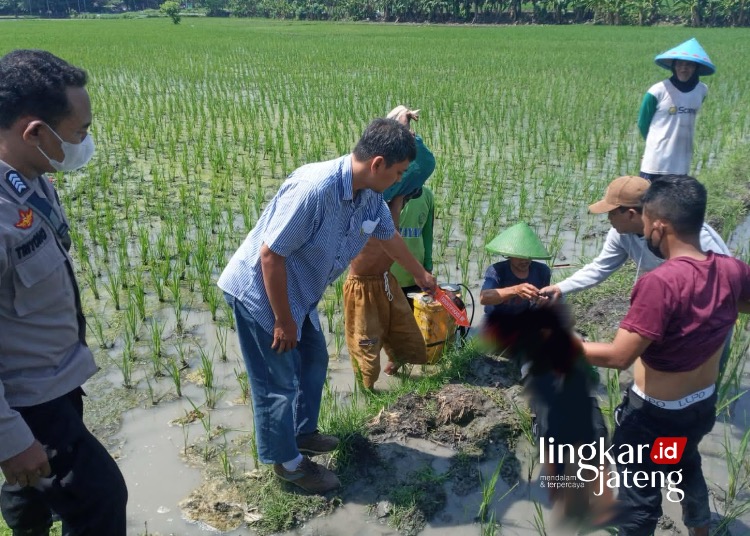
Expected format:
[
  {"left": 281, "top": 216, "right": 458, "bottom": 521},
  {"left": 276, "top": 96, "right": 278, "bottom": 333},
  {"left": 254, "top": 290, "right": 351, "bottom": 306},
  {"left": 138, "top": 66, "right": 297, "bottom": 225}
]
[{"left": 621, "top": 252, "right": 750, "bottom": 372}]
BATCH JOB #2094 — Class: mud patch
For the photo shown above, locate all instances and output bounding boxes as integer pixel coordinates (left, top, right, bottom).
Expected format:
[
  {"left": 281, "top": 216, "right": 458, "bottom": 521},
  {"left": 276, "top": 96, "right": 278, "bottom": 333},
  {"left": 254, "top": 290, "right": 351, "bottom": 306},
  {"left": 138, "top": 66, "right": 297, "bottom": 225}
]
[
  {"left": 354, "top": 355, "right": 523, "bottom": 533},
  {"left": 179, "top": 479, "right": 249, "bottom": 532}
]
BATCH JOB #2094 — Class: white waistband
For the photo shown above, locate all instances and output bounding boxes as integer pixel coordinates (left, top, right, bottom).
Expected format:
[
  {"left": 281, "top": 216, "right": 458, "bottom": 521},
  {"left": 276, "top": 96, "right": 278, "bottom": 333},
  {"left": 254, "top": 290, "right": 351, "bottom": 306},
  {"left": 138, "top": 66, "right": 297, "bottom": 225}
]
[{"left": 631, "top": 383, "right": 715, "bottom": 410}]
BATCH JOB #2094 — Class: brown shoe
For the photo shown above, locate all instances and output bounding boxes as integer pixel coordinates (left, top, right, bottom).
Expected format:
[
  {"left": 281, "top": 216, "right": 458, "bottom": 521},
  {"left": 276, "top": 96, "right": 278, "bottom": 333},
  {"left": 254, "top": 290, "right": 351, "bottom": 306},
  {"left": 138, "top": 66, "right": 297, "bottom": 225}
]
[
  {"left": 296, "top": 431, "right": 339, "bottom": 455},
  {"left": 273, "top": 456, "right": 341, "bottom": 494}
]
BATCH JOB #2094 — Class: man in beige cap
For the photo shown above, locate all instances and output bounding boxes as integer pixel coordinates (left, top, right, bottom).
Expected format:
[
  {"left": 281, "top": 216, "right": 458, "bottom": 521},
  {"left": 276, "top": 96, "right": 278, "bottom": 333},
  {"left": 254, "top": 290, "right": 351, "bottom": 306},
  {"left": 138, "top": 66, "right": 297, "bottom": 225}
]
[{"left": 540, "top": 175, "right": 729, "bottom": 302}]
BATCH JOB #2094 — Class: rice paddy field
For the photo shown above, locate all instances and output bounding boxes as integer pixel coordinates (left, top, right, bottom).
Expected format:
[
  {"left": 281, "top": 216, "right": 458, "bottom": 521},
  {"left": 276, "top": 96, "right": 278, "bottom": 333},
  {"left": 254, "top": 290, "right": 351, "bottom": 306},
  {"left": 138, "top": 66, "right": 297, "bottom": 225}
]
[{"left": 1, "top": 18, "right": 750, "bottom": 536}]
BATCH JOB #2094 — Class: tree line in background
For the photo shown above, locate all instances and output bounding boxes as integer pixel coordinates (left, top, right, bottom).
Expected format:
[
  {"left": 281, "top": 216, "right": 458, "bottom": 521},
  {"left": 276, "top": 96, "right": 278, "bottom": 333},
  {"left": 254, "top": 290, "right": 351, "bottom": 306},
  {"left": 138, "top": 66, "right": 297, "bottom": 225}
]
[{"left": 1, "top": 0, "right": 747, "bottom": 28}]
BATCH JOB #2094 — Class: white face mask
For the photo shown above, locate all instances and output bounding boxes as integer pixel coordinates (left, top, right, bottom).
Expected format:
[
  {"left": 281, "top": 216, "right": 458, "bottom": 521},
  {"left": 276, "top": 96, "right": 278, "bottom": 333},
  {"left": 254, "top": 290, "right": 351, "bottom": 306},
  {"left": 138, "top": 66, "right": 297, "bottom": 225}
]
[{"left": 38, "top": 123, "right": 95, "bottom": 172}]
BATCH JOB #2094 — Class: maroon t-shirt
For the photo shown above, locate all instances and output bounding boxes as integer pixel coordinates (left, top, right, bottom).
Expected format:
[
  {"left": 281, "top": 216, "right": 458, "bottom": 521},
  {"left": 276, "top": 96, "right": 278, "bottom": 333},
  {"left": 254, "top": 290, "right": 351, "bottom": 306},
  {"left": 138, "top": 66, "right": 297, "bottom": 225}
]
[{"left": 621, "top": 252, "right": 750, "bottom": 372}]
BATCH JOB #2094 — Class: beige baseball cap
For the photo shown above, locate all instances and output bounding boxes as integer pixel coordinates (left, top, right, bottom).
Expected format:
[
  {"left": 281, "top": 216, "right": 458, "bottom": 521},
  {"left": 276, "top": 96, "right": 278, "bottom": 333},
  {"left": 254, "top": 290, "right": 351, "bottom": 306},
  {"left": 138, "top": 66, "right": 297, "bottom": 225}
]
[{"left": 589, "top": 176, "right": 649, "bottom": 214}]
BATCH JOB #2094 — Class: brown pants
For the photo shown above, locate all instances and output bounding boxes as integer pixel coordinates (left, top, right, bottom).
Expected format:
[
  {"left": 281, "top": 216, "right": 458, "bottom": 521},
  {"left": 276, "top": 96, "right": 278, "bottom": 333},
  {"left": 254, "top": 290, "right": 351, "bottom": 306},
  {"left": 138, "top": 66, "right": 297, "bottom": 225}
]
[{"left": 344, "top": 272, "right": 428, "bottom": 389}]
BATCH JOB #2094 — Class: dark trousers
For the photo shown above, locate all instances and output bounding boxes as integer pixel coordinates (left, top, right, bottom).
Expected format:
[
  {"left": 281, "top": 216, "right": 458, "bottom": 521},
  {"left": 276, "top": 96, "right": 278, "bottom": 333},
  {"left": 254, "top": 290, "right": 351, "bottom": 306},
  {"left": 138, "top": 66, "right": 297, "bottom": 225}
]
[
  {"left": 1, "top": 388, "right": 127, "bottom": 536},
  {"left": 613, "top": 387, "right": 716, "bottom": 536}
]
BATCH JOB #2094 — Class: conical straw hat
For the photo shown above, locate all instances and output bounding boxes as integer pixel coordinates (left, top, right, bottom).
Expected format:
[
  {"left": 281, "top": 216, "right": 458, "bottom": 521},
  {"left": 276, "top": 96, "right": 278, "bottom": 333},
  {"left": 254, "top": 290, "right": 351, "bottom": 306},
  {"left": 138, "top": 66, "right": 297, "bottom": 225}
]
[
  {"left": 485, "top": 222, "right": 551, "bottom": 260},
  {"left": 655, "top": 38, "right": 715, "bottom": 76}
]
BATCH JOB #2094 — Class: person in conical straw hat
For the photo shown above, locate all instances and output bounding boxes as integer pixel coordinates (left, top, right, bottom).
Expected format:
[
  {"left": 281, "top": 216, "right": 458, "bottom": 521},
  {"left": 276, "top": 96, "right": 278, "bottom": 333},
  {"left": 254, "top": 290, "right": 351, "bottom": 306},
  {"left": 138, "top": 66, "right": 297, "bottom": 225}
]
[
  {"left": 480, "top": 222, "right": 551, "bottom": 321},
  {"left": 638, "top": 38, "right": 716, "bottom": 181}
]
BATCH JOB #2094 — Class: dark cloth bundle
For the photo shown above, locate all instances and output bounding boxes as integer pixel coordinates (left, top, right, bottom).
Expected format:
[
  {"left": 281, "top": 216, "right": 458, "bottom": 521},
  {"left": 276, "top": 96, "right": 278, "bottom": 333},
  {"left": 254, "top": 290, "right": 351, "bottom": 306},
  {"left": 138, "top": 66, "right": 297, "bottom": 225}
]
[{"left": 482, "top": 304, "right": 606, "bottom": 447}]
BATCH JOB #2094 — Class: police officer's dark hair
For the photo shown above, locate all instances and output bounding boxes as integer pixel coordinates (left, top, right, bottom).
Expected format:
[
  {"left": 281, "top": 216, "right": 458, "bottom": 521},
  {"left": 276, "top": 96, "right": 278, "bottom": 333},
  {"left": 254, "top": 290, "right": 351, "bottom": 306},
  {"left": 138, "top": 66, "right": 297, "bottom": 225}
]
[
  {"left": 642, "top": 175, "right": 706, "bottom": 236},
  {"left": 0, "top": 49, "right": 87, "bottom": 129},
  {"left": 353, "top": 118, "right": 417, "bottom": 167}
]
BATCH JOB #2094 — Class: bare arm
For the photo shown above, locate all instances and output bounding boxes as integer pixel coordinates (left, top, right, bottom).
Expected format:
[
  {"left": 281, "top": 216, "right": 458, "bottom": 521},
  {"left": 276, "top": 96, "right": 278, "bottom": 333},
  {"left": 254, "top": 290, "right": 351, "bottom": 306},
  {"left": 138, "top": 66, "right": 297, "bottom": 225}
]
[
  {"left": 379, "top": 234, "right": 436, "bottom": 291},
  {"left": 389, "top": 195, "right": 405, "bottom": 229},
  {"left": 480, "top": 284, "right": 539, "bottom": 305},
  {"left": 260, "top": 243, "right": 297, "bottom": 353},
  {"left": 582, "top": 328, "right": 653, "bottom": 370}
]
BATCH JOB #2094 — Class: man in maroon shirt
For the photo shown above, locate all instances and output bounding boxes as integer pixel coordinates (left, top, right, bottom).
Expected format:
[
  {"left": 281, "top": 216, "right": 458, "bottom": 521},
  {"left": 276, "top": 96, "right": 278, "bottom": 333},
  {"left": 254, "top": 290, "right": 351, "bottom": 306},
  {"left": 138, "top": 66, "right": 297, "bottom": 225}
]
[{"left": 582, "top": 175, "right": 750, "bottom": 536}]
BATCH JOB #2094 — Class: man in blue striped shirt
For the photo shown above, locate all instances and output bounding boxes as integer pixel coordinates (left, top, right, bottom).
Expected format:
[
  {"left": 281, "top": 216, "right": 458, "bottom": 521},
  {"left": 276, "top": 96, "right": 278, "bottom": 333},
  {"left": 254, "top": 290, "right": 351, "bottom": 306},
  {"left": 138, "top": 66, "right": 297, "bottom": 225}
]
[{"left": 219, "top": 118, "right": 436, "bottom": 494}]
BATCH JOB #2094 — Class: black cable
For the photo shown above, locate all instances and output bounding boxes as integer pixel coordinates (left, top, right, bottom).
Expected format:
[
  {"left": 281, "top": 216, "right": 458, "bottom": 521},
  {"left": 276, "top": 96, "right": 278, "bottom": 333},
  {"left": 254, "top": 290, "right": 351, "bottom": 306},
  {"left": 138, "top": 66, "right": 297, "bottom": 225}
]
[{"left": 456, "top": 283, "right": 475, "bottom": 344}]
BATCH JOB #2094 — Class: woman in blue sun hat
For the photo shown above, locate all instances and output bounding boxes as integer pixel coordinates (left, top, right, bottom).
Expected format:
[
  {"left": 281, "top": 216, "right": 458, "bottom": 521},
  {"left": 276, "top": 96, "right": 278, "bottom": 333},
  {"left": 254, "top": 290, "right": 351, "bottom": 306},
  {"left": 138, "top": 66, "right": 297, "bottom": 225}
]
[{"left": 638, "top": 38, "right": 716, "bottom": 181}]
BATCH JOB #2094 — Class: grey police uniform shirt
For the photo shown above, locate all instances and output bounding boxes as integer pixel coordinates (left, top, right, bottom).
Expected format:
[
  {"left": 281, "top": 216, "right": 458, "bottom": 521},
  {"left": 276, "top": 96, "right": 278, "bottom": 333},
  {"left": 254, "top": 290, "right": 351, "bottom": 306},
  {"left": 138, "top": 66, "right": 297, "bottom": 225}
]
[
  {"left": 557, "top": 224, "right": 731, "bottom": 295},
  {"left": 0, "top": 161, "right": 97, "bottom": 462}
]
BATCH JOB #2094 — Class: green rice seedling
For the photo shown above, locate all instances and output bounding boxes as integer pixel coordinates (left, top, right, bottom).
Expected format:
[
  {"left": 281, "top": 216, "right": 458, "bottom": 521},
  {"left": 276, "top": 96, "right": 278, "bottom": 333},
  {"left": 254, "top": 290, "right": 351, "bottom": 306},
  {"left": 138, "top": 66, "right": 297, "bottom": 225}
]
[
  {"left": 602, "top": 368, "right": 620, "bottom": 434},
  {"left": 221, "top": 299, "right": 235, "bottom": 331},
  {"left": 197, "top": 262, "right": 213, "bottom": 304},
  {"left": 480, "top": 511, "right": 499, "bottom": 536},
  {"left": 719, "top": 425, "right": 750, "bottom": 512},
  {"left": 103, "top": 263, "right": 121, "bottom": 311},
  {"left": 124, "top": 296, "right": 141, "bottom": 343},
  {"left": 148, "top": 318, "right": 165, "bottom": 377},
  {"left": 168, "top": 270, "right": 184, "bottom": 334},
  {"left": 531, "top": 500, "right": 547, "bottom": 535},
  {"left": 150, "top": 265, "right": 165, "bottom": 303},
  {"left": 458, "top": 252, "right": 470, "bottom": 287},
  {"left": 334, "top": 275, "right": 345, "bottom": 308},
  {"left": 165, "top": 355, "right": 183, "bottom": 398},
  {"left": 117, "top": 230, "right": 130, "bottom": 289},
  {"left": 234, "top": 366, "right": 249, "bottom": 404},
  {"left": 216, "top": 324, "right": 229, "bottom": 362},
  {"left": 144, "top": 375, "right": 158, "bottom": 406},
  {"left": 154, "top": 230, "right": 169, "bottom": 262},
  {"left": 198, "top": 345, "right": 214, "bottom": 385},
  {"left": 333, "top": 319, "right": 345, "bottom": 359},
  {"left": 717, "top": 317, "right": 750, "bottom": 416},
  {"left": 323, "top": 297, "right": 335, "bottom": 333},
  {"left": 477, "top": 455, "right": 506, "bottom": 522},
  {"left": 218, "top": 436, "right": 233, "bottom": 481},
  {"left": 137, "top": 225, "right": 150, "bottom": 266},
  {"left": 119, "top": 331, "right": 134, "bottom": 389},
  {"left": 89, "top": 314, "right": 109, "bottom": 350},
  {"left": 440, "top": 216, "right": 454, "bottom": 256},
  {"left": 187, "top": 396, "right": 213, "bottom": 443},
  {"left": 205, "top": 285, "right": 221, "bottom": 322},
  {"left": 130, "top": 271, "right": 146, "bottom": 321},
  {"left": 510, "top": 399, "right": 534, "bottom": 447},
  {"left": 83, "top": 265, "right": 100, "bottom": 301}
]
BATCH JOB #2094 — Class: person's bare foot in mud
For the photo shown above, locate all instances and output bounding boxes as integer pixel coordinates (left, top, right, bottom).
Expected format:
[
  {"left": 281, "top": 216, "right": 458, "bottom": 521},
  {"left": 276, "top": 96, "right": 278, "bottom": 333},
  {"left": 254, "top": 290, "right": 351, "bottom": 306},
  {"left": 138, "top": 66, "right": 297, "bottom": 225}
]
[{"left": 383, "top": 361, "right": 402, "bottom": 376}]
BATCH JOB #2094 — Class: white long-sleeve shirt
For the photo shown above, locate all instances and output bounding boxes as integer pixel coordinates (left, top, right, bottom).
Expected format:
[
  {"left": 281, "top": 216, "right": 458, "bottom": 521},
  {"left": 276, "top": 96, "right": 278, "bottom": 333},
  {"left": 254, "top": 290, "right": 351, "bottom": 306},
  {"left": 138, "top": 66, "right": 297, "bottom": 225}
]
[{"left": 557, "top": 223, "right": 730, "bottom": 295}]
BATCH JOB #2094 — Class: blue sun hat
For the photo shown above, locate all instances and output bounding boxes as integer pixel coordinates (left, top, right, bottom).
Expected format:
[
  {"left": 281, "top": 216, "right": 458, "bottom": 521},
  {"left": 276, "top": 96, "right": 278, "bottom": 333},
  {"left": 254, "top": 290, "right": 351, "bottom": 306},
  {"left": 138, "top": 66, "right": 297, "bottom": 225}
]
[{"left": 654, "top": 38, "right": 715, "bottom": 76}]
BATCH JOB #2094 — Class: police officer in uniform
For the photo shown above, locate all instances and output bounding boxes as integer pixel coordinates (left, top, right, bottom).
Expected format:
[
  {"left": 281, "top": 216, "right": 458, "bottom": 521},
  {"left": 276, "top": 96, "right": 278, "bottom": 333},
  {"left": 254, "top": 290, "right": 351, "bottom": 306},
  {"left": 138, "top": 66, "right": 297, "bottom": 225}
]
[{"left": 0, "top": 50, "right": 127, "bottom": 535}]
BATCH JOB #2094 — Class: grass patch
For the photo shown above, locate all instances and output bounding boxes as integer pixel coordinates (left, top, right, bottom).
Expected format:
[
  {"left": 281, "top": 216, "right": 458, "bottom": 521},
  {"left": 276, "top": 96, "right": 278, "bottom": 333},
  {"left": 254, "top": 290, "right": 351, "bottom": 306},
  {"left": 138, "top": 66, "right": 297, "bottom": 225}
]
[
  {"left": 565, "top": 262, "right": 636, "bottom": 342},
  {"left": 700, "top": 141, "right": 750, "bottom": 242},
  {"left": 379, "top": 465, "right": 448, "bottom": 535}
]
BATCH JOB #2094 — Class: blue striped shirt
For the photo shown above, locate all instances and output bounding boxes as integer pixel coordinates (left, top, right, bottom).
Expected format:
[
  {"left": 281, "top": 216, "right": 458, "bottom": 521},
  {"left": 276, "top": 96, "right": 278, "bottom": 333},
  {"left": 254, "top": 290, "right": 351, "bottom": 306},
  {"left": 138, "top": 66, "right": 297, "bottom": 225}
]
[{"left": 218, "top": 155, "right": 395, "bottom": 339}]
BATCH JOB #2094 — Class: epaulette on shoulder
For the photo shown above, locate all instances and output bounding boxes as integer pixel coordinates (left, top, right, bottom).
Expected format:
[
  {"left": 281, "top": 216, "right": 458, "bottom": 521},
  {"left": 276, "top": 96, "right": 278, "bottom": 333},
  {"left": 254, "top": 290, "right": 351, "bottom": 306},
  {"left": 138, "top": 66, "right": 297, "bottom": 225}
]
[{"left": 2, "top": 169, "right": 33, "bottom": 203}]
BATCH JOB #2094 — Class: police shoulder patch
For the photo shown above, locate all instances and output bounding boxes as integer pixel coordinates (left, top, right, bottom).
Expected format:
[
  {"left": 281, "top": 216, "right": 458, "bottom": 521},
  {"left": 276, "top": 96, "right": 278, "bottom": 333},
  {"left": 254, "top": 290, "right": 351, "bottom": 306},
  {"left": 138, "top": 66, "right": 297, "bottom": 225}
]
[
  {"left": 6, "top": 170, "right": 28, "bottom": 196},
  {"left": 14, "top": 208, "right": 33, "bottom": 229}
]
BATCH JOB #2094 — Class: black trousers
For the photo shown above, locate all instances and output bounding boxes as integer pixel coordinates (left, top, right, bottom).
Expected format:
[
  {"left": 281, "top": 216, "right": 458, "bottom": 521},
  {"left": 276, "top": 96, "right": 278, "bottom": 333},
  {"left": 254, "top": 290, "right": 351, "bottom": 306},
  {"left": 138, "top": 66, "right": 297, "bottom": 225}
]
[
  {"left": 613, "top": 387, "right": 716, "bottom": 536},
  {"left": 1, "top": 388, "right": 127, "bottom": 536}
]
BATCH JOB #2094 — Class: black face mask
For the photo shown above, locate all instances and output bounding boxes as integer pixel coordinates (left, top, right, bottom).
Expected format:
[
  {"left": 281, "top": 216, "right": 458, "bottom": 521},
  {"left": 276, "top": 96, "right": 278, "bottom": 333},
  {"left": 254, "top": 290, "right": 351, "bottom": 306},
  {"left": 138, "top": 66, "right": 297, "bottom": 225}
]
[
  {"left": 670, "top": 65, "right": 700, "bottom": 93},
  {"left": 646, "top": 228, "right": 664, "bottom": 260}
]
